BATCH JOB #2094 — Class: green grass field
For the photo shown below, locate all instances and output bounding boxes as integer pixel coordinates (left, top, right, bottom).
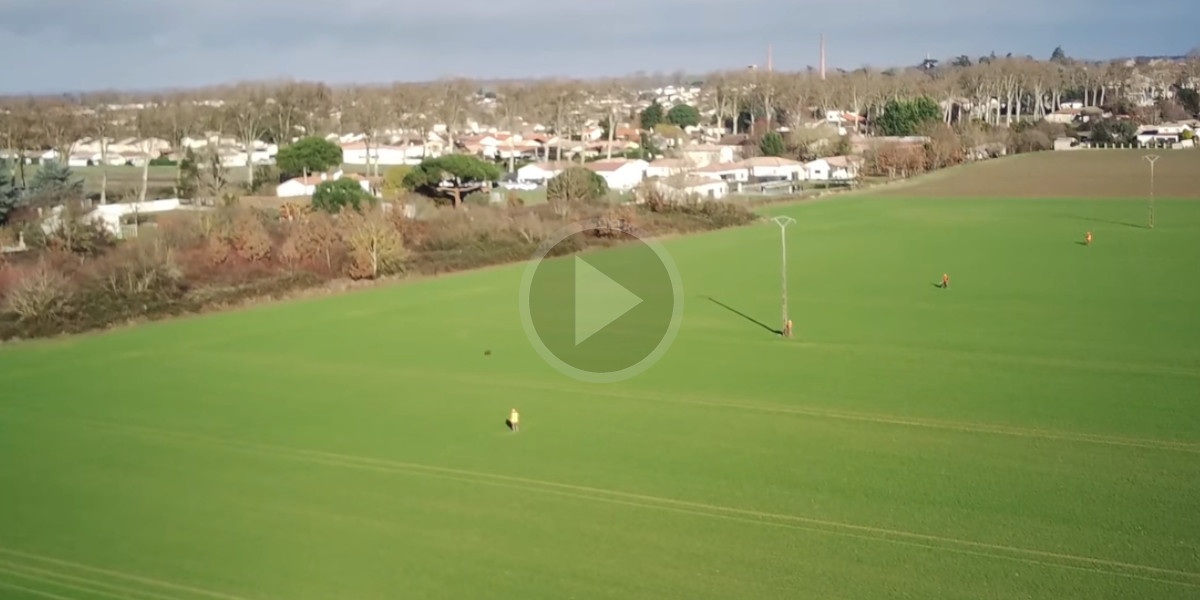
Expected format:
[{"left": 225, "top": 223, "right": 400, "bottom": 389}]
[{"left": 2, "top": 157, "right": 1199, "bottom": 598}]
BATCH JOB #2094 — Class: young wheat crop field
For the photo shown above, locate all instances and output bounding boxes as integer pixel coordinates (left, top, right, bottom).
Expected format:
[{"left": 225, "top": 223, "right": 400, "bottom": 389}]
[{"left": 1, "top": 151, "right": 1198, "bottom": 599}]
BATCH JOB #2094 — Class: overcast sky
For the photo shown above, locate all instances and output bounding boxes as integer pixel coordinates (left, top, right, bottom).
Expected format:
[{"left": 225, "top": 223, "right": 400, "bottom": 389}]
[{"left": 1, "top": 0, "right": 1197, "bottom": 94}]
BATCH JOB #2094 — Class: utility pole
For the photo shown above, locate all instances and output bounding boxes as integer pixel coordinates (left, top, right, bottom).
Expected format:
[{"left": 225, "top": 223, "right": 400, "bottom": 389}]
[
  {"left": 772, "top": 216, "right": 796, "bottom": 337},
  {"left": 1144, "top": 154, "right": 1159, "bottom": 229}
]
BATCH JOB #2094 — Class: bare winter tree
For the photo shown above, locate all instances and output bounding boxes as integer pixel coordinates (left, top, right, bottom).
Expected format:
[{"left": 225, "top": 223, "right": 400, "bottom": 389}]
[
  {"left": 150, "top": 97, "right": 198, "bottom": 197},
  {"left": 227, "top": 87, "right": 270, "bottom": 187},
  {"left": 434, "top": 79, "right": 475, "bottom": 153},
  {"left": 130, "top": 109, "right": 159, "bottom": 204},
  {"left": 0, "top": 100, "right": 37, "bottom": 186},
  {"left": 37, "top": 101, "right": 82, "bottom": 166},
  {"left": 395, "top": 84, "right": 436, "bottom": 159},
  {"left": 340, "top": 208, "right": 405, "bottom": 279},
  {"left": 85, "top": 103, "right": 121, "bottom": 204},
  {"left": 272, "top": 81, "right": 333, "bottom": 143},
  {"left": 593, "top": 79, "right": 627, "bottom": 160},
  {"left": 342, "top": 87, "right": 390, "bottom": 177},
  {"left": 387, "top": 83, "right": 423, "bottom": 163},
  {"left": 541, "top": 81, "right": 583, "bottom": 161},
  {"left": 495, "top": 84, "right": 530, "bottom": 171}
]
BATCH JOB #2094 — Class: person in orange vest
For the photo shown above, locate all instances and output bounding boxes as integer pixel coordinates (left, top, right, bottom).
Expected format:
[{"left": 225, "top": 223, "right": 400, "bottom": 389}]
[
  {"left": 942, "top": 273, "right": 950, "bottom": 289},
  {"left": 1085, "top": 231, "right": 1092, "bottom": 246}
]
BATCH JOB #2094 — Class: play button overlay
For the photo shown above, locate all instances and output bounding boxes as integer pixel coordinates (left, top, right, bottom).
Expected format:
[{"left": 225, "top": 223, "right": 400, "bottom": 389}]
[
  {"left": 519, "top": 220, "right": 683, "bottom": 383},
  {"left": 574, "top": 257, "right": 643, "bottom": 345}
]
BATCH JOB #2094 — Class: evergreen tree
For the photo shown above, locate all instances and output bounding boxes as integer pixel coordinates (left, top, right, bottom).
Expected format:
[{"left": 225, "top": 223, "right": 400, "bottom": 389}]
[
  {"left": 547, "top": 167, "right": 608, "bottom": 203},
  {"left": 23, "top": 161, "right": 84, "bottom": 208},
  {"left": 177, "top": 148, "right": 199, "bottom": 200},
  {"left": 832, "top": 135, "right": 853, "bottom": 156},
  {"left": 759, "top": 132, "right": 786, "bottom": 157},
  {"left": 276, "top": 137, "right": 343, "bottom": 177},
  {"left": 876, "top": 97, "right": 941, "bottom": 136},
  {"left": 666, "top": 104, "right": 701, "bottom": 128},
  {"left": 312, "top": 178, "right": 374, "bottom": 213},
  {"left": 0, "top": 161, "right": 20, "bottom": 226},
  {"left": 640, "top": 101, "right": 664, "bottom": 130}
]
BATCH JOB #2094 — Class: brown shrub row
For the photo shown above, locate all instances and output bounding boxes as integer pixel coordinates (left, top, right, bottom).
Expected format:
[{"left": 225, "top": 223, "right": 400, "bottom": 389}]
[{"left": 0, "top": 198, "right": 757, "bottom": 341}]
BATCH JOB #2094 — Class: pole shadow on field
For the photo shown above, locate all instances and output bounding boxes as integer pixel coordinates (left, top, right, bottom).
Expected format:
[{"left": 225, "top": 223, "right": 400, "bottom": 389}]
[
  {"left": 1053, "top": 213, "right": 1146, "bottom": 230},
  {"left": 701, "top": 296, "right": 782, "bottom": 335}
]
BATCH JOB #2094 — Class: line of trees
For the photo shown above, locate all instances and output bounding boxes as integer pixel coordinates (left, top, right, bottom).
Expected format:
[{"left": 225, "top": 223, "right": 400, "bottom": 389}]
[
  {"left": 0, "top": 55, "right": 1193, "bottom": 196},
  {"left": 2, "top": 49, "right": 1193, "bottom": 194}
]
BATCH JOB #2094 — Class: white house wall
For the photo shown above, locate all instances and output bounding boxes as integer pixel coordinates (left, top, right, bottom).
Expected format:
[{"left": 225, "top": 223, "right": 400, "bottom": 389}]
[
  {"left": 750, "top": 166, "right": 802, "bottom": 179},
  {"left": 276, "top": 181, "right": 315, "bottom": 197}
]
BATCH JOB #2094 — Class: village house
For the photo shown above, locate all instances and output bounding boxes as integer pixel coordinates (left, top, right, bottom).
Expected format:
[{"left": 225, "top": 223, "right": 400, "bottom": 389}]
[
  {"left": 119, "top": 152, "right": 154, "bottom": 167},
  {"left": 67, "top": 150, "right": 130, "bottom": 167},
  {"left": 804, "top": 155, "right": 863, "bottom": 181},
  {"left": 542, "top": 139, "right": 588, "bottom": 161},
  {"left": 584, "top": 159, "right": 649, "bottom": 191},
  {"left": 497, "top": 139, "right": 544, "bottom": 161},
  {"left": 645, "top": 158, "right": 693, "bottom": 179},
  {"left": 182, "top": 134, "right": 238, "bottom": 150},
  {"left": 823, "top": 110, "right": 866, "bottom": 134},
  {"left": 1044, "top": 109, "right": 1082, "bottom": 125},
  {"left": 40, "top": 199, "right": 183, "bottom": 240},
  {"left": 694, "top": 162, "right": 751, "bottom": 183},
  {"left": 585, "top": 141, "right": 640, "bottom": 158},
  {"left": 275, "top": 169, "right": 369, "bottom": 198},
  {"left": 613, "top": 127, "right": 642, "bottom": 142},
  {"left": 341, "top": 142, "right": 423, "bottom": 166},
  {"left": 741, "top": 156, "right": 805, "bottom": 180},
  {"left": 652, "top": 176, "right": 730, "bottom": 202},
  {"left": 276, "top": 174, "right": 327, "bottom": 198},
  {"left": 1135, "top": 123, "right": 1194, "bottom": 145},
  {"left": 516, "top": 161, "right": 572, "bottom": 183},
  {"left": 678, "top": 143, "right": 740, "bottom": 168},
  {"left": 66, "top": 154, "right": 94, "bottom": 168}
]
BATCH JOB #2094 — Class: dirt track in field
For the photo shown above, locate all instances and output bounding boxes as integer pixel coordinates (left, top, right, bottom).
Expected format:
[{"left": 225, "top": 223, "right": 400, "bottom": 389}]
[{"left": 871, "top": 150, "right": 1200, "bottom": 199}]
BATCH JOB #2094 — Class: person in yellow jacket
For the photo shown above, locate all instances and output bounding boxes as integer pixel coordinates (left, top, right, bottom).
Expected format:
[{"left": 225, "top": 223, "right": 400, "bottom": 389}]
[{"left": 509, "top": 408, "right": 520, "bottom": 433}]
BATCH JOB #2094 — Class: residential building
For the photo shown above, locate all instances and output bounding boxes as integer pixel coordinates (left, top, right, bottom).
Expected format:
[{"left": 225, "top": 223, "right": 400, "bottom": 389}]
[
  {"left": 67, "top": 154, "right": 95, "bottom": 168},
  {"left": 694, "top": 162, "right": 751, "bottom": 183},
  {"left": 823, "top": 110, "right": 866, "bottom": 133},
  {"left": 516, "top": 161, "right": 571, "bottom": 183},
  {"left": 584, "top": 159, "right": 649, "bottom": 190},
  {"left": 40, "top": 199, "right": 182, "bottom": 239},
  {"left": 804, "top": 156, "right": 863, "bottom": 181},
  {"left": 742, "top": 156, "right": 805, "bottom": 180},
  {"left": 645, "top": 158, "right": 692, "bottom": 179},
  {"left": 276, "top": 169, "right": 348, "bottom": 198},
  {"left": 653, "top": 176, "right": 730, "bottom": 202},
  {"left": 1045, "top": 109, "right": 1081, "bottom": 124},
  {"left": 342, "top": 142, "right": 424, "bottom": 166},
  {"left": 678, "top": 143, "right": 739, "bottom": 168},
  {"left": 1136, "top": 123, "right": 1193, "bottom": 145}
]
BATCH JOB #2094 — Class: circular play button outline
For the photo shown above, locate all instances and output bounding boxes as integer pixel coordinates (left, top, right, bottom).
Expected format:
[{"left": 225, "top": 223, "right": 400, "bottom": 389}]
[{"left": 518, "top": 219, "right": 684, "bottom": 383}]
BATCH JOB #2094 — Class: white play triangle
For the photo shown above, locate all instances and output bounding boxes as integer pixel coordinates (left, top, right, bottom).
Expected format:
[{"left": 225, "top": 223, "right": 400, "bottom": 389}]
[{"left": 573, "top": 256, "right": 643, "bottom": 346}]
